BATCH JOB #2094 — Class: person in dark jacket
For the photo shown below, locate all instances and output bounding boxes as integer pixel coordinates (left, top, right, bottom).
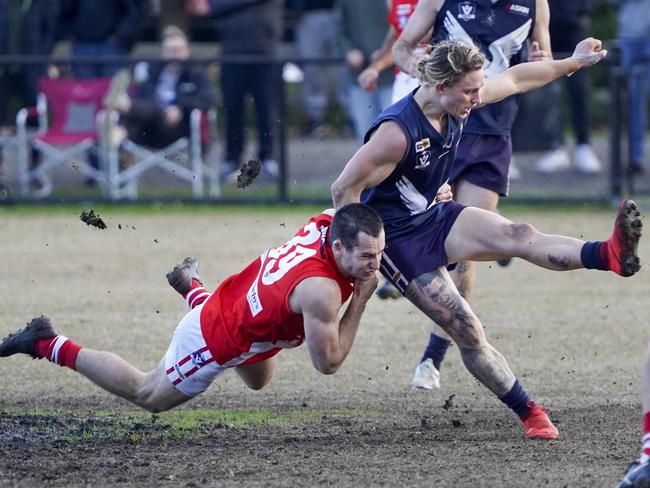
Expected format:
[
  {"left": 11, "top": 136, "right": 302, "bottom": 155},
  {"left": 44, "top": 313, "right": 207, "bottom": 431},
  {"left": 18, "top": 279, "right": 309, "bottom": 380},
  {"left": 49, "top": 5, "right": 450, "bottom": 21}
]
[
  {"left": 534, "top": 0, "right": 602, "bottom": 174},
  {"left": 187, "top": 0, "right": 284, "bottom": 181},
  {"left": 104, "top": 26, "right": 215, "bottom": 149},
  {"left": 60, "top": 0, "right": 146, "bottom": 79}
]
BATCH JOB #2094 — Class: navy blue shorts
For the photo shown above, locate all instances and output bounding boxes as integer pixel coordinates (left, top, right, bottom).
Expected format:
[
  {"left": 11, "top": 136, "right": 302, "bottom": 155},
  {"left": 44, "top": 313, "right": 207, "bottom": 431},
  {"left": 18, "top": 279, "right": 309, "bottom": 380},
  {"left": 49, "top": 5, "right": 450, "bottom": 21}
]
[
  {"left": 380, "top": 201, "right": 465, "bottom": 293},
  {"left": 448, "top": 133, "right": 512, "bottom": 197}
]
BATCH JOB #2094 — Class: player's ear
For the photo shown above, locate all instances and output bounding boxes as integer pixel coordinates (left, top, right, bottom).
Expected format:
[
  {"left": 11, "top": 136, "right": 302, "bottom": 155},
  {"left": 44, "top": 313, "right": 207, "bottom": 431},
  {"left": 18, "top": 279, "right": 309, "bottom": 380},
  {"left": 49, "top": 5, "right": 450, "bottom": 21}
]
[
  {"left": 435, "top": 82, "right": 446, "bottom": 96},
  {"left": 332, "top": 239, "right": 344, "bottom": 255}
]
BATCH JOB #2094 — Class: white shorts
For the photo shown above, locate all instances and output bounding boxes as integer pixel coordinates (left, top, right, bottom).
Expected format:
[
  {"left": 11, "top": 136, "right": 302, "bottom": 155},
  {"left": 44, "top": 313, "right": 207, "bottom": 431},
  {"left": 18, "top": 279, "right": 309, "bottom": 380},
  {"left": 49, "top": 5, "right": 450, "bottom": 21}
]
[
  {"left": 392, "top": 71, "right": 420, "bottom": 104},
  {"left": 164, "top": 303, "right": 225, "bottom": 397}
]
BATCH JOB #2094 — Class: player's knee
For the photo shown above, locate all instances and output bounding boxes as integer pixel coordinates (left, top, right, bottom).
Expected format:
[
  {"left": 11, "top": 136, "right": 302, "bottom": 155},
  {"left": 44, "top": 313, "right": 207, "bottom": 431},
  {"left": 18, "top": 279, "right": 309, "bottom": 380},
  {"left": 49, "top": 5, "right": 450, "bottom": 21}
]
[
  {"left": 245, "top": 371, "right": 273, "bottom": 391},
  {"left": 507, "top": 222, "right": 537, "bottom": 250},
  {"left": 450, "top": 316, "right": 485, "bottom": 349}
]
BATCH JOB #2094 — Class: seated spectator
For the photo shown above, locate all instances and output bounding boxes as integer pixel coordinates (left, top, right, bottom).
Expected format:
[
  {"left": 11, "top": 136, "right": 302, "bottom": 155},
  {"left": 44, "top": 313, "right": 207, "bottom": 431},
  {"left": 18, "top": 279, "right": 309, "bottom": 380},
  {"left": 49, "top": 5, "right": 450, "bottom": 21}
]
[{"left": 103, "top": 26, "right": 215, "bottom": 150}]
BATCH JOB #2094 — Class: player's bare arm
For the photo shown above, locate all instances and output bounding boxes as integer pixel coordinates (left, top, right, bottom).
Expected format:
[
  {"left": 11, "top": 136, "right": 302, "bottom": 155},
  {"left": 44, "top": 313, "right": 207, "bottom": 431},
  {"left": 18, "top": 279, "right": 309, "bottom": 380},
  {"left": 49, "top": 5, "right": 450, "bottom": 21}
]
[
  {"left": 392, "top": 0, "right": 443, "bottom": 76},
  {"left": 479, "top": 37, "right": 607, "bottom": 107},
  {"left": 527, "top": 0, "right": 552, "bottom": 62},
  {"left": 331, "top": 121, "right": 407, "bottom": 209},
  {"left": 293, "top": 275, "right": 378, "bottom": 374}
]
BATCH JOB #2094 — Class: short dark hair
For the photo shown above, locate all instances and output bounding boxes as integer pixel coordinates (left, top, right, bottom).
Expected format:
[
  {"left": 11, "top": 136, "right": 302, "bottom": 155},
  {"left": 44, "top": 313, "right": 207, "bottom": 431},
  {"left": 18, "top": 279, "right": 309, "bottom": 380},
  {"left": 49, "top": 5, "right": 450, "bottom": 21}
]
[{"left": 330, "top": 204, "right": 383, "bottom": 250}]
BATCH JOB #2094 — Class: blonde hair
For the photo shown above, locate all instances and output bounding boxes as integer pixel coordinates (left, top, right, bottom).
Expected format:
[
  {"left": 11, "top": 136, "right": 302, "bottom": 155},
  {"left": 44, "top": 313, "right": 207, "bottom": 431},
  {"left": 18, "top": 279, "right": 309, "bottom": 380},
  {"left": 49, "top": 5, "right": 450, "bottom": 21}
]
[{"left": 417, "top": 40, "right": 485, "bottom": 87}]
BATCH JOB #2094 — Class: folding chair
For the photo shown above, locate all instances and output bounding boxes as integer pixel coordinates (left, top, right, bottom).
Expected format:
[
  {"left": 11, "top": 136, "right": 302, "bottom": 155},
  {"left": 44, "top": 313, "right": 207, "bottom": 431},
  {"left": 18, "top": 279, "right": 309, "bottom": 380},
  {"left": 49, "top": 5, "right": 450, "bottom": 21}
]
[
  {"left": 16, "top": 77, "right": 111, "bottom": 197},
  {"left": 105, "top": 108, "right": 218, "bottom": 200}
]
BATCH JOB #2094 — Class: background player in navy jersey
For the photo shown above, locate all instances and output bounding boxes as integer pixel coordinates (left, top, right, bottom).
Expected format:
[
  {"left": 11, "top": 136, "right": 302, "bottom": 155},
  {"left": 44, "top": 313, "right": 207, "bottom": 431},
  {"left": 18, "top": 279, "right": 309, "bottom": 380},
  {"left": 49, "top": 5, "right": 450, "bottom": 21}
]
[
  {"left": 332, "top": 38, "right": 643, "bottom": 439},
  {"left": 391, "top": 0, "right": 554, "bottom": 391}
]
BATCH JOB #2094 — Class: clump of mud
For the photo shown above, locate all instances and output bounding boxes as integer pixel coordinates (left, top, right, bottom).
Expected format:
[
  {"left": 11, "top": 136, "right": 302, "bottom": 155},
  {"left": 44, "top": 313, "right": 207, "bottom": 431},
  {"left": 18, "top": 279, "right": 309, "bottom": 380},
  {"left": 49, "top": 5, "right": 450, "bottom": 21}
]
[
  {"left": 236, "top": 159, "right": 262, "bottom": 189},
  {"left": 80, "top": 210, "right": 107, "bottom": 230}
]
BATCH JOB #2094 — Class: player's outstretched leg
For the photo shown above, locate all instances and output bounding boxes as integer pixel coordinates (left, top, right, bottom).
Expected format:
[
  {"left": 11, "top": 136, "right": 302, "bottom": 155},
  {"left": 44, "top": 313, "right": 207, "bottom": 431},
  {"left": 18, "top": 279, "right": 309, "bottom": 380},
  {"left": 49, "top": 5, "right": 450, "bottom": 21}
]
[
  {"left": 1, "top": 316, "right": 190, "bottom": 413},
  {"left": 166, "top": 257, "right": 210, "bottom": 309},
  {"left": 446, "top": 199, "right": 643, "bottom": 276}
]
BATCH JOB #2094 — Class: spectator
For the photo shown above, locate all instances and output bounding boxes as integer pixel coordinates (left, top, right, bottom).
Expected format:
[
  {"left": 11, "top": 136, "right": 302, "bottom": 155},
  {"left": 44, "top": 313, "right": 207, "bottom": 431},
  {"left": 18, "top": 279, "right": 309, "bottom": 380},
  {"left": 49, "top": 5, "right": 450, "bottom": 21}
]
[
  {"left": 103, "top": 26, "right": 215, "bottom": 151},
  {"left": 334, "top": 0, "right": 392, "bottom": 143},
  {"left": 292, "top": 0, "right": 342, "bottom": 137},
  {"left": 616, "top": 0, "right": 650, "bottom": 174},
  {"left": 0, "top": 0, "right": 56, "bottom": 125},
  {"left": 0, "top": 0, "right": 57, "bottom": 196},
  {"left": 187, "top": 0, "right": 283, "bottom": 182},
  {"left": 59, "top": 0, "right": 146, "bottom": 79},
  {"left": 534, "top": 0, "right": 602, "bottom": 174}
]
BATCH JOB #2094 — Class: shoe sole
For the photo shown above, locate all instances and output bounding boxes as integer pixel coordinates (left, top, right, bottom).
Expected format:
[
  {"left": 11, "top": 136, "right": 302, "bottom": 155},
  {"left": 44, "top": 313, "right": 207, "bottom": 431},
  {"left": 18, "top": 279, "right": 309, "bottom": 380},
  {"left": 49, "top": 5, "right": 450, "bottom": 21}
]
[
  {"left": 0, "top": 316, "right": 55, "bottom": 358},
  {"left": 166, "top": 257, "right": 201, "bottom": 295},
  {"left": 618, "top": 199, "right": 643, "bottom": 277}
]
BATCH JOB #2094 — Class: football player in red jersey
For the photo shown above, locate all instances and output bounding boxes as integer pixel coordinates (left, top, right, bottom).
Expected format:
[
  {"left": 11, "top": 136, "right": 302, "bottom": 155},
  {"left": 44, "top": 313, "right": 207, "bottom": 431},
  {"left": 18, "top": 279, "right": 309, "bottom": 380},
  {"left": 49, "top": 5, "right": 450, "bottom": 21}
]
[{"left": 0, "top": 204, "right": 384, "bottom": 413}]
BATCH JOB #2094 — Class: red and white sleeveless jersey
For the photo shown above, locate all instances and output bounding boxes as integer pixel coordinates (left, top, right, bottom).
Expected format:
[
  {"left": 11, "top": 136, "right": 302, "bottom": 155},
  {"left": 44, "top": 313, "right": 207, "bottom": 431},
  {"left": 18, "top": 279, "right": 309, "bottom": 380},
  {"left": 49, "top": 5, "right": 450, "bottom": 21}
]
[
  {"left": 389, "top": 0, "right": 418, "bottom": 37},
  {"left": 389, "top": 0, "right": 419, "bottom": 75},
  {"left": 200, "top": 210, "right": 354, "bottom": 367}
]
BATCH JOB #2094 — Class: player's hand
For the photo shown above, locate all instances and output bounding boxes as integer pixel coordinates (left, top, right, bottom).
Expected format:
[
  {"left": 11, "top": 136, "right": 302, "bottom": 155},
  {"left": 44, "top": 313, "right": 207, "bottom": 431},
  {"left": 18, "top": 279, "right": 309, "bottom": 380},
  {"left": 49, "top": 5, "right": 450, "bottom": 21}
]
[
  {"left": 186, "top": 0, "right": 211, "bottom": 15},
  {"left": 435, "top": 182, "right": 453, "bottom": 203},
  {"left": 527, "top": 41, "right": 550, "bottom": 62},
  {"left": 357, "top": 67, "right": 379, "bottom": 92},
  {"left": 353, "top": 274, "right": 379, "bottom": 303},
  {"left": 404, "top": 44, "right": 433, "bottom": 77},
  {"left": 571, "top": 37, "right": 607, "bottom": 70},
  {"left": 346, "top": 49, "right": 365, "bottom": 70},
  {"left": 164, "top": 105, "right": 183, "bottom": 126}
]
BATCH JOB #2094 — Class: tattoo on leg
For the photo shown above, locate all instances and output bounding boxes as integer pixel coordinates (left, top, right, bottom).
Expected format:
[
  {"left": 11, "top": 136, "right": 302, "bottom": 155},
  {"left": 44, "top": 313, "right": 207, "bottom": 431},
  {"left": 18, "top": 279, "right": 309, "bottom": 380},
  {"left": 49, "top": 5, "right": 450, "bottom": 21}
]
[
  {"left": 453, "top": 261, "right": 471, "bottom": 300},
  {"left": 406, "top": 269, "right": 515, "bottom": 396},
  {"left": 460, "top": 345, "right": 514, "bottom": 396},
  {"left": 548, "top": 254, "right": 570, "bottom": 269}
]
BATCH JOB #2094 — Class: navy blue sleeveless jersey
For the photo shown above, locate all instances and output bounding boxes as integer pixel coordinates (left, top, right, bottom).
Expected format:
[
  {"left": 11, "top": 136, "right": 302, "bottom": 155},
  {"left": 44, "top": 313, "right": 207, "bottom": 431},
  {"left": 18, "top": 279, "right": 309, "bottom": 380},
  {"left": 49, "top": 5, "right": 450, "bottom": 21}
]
[
  {"left": 432, "top": 0, "right": 536, "bottom": 135},
  {"left": 361, "top": 89, "right": 464, "bottom": 241}
]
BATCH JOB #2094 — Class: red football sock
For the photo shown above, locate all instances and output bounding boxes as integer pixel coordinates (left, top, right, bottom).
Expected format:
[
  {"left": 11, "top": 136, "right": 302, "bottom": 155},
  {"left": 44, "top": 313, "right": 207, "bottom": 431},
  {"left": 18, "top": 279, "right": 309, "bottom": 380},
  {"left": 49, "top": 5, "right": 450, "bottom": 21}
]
[
  {"left": 34, "top": 336, "right": 82, "bottom": 370},
  {"left": 599, "top": 236, "right": 620, "bottom": 274},
  {"left": 185, "top": 280, "right": 209, "bottom": 309}
]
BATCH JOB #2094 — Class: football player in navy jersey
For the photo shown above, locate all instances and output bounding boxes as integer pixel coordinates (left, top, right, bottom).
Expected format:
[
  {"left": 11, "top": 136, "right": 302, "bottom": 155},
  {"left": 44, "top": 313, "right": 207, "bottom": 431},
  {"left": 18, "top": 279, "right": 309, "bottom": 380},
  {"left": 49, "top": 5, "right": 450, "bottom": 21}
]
[
  {"left": 332, "top": 38, "right": 643, "bottom": 439},
  {"left": 391, "top": 0, "right": 554, "bottom": 392}
]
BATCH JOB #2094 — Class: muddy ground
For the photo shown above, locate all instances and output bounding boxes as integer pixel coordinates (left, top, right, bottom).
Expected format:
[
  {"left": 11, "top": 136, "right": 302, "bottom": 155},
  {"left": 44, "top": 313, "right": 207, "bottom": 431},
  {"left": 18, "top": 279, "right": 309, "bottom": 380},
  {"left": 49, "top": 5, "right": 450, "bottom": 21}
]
[{"left": 0, "top": 206, "right": 647, "bottom": 487}]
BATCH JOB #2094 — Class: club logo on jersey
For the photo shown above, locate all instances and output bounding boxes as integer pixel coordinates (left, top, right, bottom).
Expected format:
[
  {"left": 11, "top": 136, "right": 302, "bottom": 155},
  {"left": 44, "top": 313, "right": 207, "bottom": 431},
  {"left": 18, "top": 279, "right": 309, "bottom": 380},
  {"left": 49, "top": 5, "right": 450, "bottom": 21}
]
[
  {"left": 415, "top": 151, "right": 431, "bottom": 169},
  {"left": 457, "top": 2, "right": 476, "bottom": 21},
  {"left": 191, "top": 351, "right": 207, "bottom": 367},
  {"left": 504, "top": 3, "right": 530, "bottom": 16},
  {"left": 414, "top": 137, "right": 431, "bottom": 169},
  {"left": 415, "top": 137, "right": 430, "bottom": 153}
]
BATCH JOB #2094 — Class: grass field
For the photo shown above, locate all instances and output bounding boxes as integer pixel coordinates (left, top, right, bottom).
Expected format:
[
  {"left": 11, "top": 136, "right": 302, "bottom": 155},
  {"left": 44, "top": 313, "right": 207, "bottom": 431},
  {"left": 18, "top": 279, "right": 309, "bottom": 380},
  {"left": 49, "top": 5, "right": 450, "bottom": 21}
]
[{"left": 0, "top": 203, "right": 647, "bottom": 487}]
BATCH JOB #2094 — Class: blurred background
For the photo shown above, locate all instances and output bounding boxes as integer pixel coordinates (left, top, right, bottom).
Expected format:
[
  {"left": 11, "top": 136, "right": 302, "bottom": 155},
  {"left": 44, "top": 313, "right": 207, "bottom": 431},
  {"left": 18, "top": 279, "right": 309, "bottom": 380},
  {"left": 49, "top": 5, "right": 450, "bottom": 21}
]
[{"left": 0, "top": 0, "right": 646, "bottom": 204}]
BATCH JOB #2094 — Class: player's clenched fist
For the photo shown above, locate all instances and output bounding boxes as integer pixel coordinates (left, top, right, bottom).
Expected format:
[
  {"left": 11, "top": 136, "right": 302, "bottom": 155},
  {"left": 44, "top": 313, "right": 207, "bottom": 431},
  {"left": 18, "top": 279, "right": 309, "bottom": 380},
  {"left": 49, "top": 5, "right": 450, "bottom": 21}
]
[
  {"left": 353, "top": 274, "right": 379, "bottom": 303},
  {"left": 571, "top": 37, "right": 608, "bottom": 69}
]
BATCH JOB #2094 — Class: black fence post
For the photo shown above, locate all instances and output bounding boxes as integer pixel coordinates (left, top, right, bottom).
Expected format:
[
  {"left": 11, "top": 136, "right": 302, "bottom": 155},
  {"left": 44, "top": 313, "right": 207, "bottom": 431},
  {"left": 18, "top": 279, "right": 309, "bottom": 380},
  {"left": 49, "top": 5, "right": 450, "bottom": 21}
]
[
  {"left": 609, "top": 41, "right": 624, "bottom": 201},
  {"left": 278, "top": 59, "right": 289, "bottom": 203}
]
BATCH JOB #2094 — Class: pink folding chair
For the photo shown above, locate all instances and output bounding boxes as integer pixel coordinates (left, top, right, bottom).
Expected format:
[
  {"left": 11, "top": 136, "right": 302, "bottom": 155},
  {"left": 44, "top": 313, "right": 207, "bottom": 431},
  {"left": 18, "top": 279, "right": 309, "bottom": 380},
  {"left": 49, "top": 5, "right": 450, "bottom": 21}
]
[{"left": 16, "top": 77, "right": 111, "bottom": 197}]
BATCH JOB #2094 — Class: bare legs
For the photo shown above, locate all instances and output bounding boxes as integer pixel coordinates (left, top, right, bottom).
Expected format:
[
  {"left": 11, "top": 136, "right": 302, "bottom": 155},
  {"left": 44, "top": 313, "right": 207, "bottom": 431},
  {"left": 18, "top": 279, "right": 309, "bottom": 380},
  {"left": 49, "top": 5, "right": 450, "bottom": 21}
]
[
  {"left": 445, "top": 206, "right": 584, "bottom": 269},
  {"left": 75, "top": 350, "right": 190, "bottom": 413},
  {"left": 406, "top": 267, "right": 515, "bottom": 396},
  {"left": 423, "top": 180, "right": 502, "bottom": 345}
]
